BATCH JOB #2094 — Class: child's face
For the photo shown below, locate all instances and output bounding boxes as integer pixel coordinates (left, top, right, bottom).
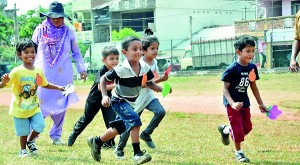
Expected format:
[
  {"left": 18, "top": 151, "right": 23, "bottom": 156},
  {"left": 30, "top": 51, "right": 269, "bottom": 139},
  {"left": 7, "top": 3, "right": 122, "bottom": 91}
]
[
  {"left": 236, "top": 46, "right": 255, "bottom": 65},
  {"left": 122, "top": 40, "right": 143, "bottom": 63},
  {"left": 143, "top": 42, "right": 159, "bottom": 60},
  {"left": 103, "top": 54, "right": 119, "bottom": 70},
  {"left": 17, "top": 47, "right": 36, "bottom": 65}
]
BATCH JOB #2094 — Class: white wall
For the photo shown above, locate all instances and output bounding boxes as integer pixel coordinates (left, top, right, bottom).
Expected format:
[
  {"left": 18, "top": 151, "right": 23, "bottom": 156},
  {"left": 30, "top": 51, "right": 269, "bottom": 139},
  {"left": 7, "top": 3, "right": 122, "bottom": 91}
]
[
  {"left": 282, "top": 0, "right": 291, "bottom": 16},
  {"left": 154, "top": 0, "right": 256, "bottom": 50}
]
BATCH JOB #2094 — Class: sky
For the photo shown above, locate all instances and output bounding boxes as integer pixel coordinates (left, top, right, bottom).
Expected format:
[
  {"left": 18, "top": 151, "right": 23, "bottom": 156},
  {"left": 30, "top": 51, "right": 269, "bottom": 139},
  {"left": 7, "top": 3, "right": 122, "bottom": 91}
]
[{"left": 6, "top": 0, "right": 72, "bottom": 15}]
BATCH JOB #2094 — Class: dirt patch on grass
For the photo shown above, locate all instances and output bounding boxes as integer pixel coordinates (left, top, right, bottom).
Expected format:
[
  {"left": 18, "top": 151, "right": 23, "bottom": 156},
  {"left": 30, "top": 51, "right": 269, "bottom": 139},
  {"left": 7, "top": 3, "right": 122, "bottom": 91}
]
[{"left": 0, "top": 86, "right": 299, "bottom": 121}]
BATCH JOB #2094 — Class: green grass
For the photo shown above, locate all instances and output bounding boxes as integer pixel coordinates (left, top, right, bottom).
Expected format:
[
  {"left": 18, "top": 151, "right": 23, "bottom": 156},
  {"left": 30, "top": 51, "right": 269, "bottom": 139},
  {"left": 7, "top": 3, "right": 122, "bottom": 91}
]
[{"left": 0, "top": 73, "right": 300, "bottom": 164}]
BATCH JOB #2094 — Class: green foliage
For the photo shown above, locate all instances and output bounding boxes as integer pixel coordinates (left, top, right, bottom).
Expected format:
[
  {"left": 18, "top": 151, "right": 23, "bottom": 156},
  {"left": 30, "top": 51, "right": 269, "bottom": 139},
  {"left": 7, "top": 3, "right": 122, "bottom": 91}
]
[
  {"left": 0, "top": 46, "right": 15, "bottom": 62},
  {"left": 0, "top": 14, "right": 13, "bottom": 44},
  {"left": 78, "top": 41, "right": 90, "bottom": 57},
  {"left": 18, "top": 8, "right": 47, "bottom": 39},
  {"left": 111, "top": 28, "right": 140, "bottom": 41}
]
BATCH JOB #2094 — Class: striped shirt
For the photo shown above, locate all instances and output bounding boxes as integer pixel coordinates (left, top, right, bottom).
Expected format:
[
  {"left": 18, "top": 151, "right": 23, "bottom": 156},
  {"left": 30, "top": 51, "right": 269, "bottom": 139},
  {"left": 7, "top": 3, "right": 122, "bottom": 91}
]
[{"left": 105, "top": 59, "right": 155, "bottom": 107}]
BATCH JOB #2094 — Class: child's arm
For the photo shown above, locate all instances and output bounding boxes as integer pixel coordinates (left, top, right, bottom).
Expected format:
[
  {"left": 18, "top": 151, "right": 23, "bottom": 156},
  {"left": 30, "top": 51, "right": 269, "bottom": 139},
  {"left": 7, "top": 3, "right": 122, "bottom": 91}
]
[
  {"left": 100, "top": 75, "right": 110, "bottom": 107},
  {"left": 223, "top": 82, "right": 243, "bottom": 110},
  {"left": 146, "top": 81, "right": 168, "bottom": 93},
  {"left": 0, "top": 73, "right": 10, "bottom": 88},
  {"left": 154, "top": 74, "right": 168, "bottom": 84},
  {"left": 250, "top": 81, "right": 268, "bottom": 113},
  {"left": 97, "top": 82, "right": 115, "bottom": 92},
  {"left": 43, "top": 83, "right": 65, "bottom": 91}
]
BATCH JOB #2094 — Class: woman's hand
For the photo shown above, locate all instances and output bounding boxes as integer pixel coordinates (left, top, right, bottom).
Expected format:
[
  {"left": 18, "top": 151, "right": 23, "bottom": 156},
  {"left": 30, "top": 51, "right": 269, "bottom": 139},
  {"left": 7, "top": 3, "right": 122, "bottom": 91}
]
[{"left": 80, "top": 71, "right": 88, "bottom": 82}]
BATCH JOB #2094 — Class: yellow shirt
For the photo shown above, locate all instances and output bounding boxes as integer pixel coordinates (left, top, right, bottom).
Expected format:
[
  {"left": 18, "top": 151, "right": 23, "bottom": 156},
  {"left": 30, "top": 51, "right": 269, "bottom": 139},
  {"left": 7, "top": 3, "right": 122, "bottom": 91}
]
[
  {"left": 6, "top": 65, "right": 48, "bottom": 118},
  {"left": 294, "top": 10, "right": 300, "bottom": 40}
]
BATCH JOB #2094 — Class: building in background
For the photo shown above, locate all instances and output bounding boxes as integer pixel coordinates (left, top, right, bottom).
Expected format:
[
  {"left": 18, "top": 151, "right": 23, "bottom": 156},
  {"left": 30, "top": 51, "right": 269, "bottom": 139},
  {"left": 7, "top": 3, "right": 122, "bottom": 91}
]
[{"left": 235, "top": 0, "right": 300, "bottom": 69}]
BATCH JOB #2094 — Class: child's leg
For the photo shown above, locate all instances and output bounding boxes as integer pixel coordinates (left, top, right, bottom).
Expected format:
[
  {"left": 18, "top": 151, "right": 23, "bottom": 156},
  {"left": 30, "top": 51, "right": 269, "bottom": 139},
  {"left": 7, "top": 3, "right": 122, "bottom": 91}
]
[
  {"left": 143, "top": 98, "right": 166, "bottom": 135},
  {"left": 130, "top": 126, "right": 141, "bottom": 143},
  {"left": 68, "top": 101, "right": 100, "bottom": 146},
  {"left": 20, "top": 136, "right": 28, "bottom": 149},
  {"left": 101, "top": 104, "right": 117, "bottom": 147},
  {"left": 28, "top": 112, "right": 45, "bottom": 140}
]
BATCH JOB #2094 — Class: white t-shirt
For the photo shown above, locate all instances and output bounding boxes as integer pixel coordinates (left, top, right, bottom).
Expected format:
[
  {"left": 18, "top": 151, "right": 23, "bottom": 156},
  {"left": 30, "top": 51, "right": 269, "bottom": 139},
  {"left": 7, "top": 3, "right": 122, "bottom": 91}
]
[{"left": 134, "top": 59, "right": 159, "bottom": 113}]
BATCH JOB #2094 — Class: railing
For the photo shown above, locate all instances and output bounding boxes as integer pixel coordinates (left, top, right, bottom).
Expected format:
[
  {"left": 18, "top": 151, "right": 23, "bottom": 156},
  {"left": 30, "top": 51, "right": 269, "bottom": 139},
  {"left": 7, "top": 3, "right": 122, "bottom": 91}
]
[
  {"left": 110, "top": 0, "right": 156, "bottom": 11},
  {"left": 235, "top": 15, "right": 295, "bottom": 34}
]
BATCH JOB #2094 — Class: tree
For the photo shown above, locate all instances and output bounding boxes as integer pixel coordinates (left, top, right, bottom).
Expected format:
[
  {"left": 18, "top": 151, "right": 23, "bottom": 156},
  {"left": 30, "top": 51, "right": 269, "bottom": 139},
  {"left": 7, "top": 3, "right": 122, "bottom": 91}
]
[
  {"left": 18, "top": 8, "right": 46, "bottom": 39},
  {"left": 111, "top": 28, "right": 140, "bottom": 41},
  {"left": 0, "top": 14, "right": 13, "bottom": 45}
]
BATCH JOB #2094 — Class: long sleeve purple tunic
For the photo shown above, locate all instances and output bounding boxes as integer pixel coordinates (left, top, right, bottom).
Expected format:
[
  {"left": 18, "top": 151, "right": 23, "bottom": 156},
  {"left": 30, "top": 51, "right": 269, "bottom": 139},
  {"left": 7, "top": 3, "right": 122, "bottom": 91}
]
[{"left": 32, "top": 19, "right": 86, "bottom": 117}]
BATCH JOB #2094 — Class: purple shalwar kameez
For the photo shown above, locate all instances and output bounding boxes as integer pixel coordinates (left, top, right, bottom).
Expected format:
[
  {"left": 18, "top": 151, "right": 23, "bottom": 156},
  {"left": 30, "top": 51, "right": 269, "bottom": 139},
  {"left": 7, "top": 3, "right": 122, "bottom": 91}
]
[{"left": 32, "top": 18, "right": 86, "bottom": 140}]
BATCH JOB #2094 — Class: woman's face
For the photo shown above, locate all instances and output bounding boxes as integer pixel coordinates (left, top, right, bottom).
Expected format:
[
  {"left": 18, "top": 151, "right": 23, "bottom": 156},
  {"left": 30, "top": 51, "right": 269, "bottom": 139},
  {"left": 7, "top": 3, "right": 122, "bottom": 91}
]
[{"left": 50, "top": 17, "right": 64, "bottom": 27}]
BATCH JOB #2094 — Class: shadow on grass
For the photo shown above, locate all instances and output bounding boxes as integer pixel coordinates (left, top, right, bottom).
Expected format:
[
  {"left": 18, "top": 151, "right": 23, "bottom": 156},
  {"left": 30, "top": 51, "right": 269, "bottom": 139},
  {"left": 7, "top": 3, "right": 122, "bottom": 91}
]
[{"left": 250, "top": 160, "right": 300, "bottom": 165}]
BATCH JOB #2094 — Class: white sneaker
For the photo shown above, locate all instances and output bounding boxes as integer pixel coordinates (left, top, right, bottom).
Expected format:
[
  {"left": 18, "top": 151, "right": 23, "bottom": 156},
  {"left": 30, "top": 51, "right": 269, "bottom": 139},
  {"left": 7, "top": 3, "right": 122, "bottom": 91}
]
[
  {"left": 18, "top": 149, "right": 30, "bottom": 158},
  {"left": 53, "top": 138, "right": 66, "bottom": 145},
  {"left": 133, "top": 150, "right": 152, "bottom": 165}
]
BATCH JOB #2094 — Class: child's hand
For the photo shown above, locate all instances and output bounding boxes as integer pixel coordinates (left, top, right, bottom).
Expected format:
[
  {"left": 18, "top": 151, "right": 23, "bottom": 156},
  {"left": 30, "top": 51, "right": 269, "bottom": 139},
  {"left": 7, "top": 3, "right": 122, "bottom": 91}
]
[
  {"left": 102, "top": 96, "right": 110, "bottom": 107},
  {"left": 231, "top": 102, "right": 243, "bottom": 110},
  {"left": 60, "top": 86, "right": 66, "bottom": 91},
  {"left": 259, "top": 104, "right": 268, "bottom": 113},
  {"left": 1, "top": 73, "right": 10, "bottom": 84}
]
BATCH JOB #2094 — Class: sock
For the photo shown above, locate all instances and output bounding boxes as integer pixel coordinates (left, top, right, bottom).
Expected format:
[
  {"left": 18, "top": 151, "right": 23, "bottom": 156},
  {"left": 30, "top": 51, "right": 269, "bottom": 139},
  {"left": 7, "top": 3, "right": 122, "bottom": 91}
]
[
  {"left": 95, "top": 136, "right": 103, "bottom": 146},
  {"left": 235, "top": 150, "right": 243, "bottom": 154},
  {"left": 223, "top": 125, "right": 230, "bottom": 134},
  {"left": 132, "top": 142, "right": 141, "bottom": 155}
]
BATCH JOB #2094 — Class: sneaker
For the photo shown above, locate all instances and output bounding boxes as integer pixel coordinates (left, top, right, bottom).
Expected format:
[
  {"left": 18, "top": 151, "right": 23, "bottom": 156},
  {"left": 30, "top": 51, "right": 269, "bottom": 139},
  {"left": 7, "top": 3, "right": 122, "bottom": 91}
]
[
  {"left": 18, "top": 149, "right": 30, "bottom": 158},
  {"left": 113, "top": 148, "right": 125, "bottom": 160},
  {"left": 102, "top": 140, "right": 115, "bottom": 149},
  {"left": 87, "top": 137, "right": 101, "bottom": 162},
  {"left": 53, "top": 138, "right": 66, "bottom": 145},
  {"left": 235, "top": 152, "right": 250, "bottom": 163},
  {"left": 26, "top": 140, "right": 38, "bottom": 155},
  {"left": 68, "top": 132, "right": 78, "bottom": 146},
  {"left": 140, "top": 132, "right": 156, "bottom": 149},
  {"left": 217, "top": 125, "right": 230, "bottom": 146},
  {"left": 133, "top": 150, "right": 152, "bottom": 165}
]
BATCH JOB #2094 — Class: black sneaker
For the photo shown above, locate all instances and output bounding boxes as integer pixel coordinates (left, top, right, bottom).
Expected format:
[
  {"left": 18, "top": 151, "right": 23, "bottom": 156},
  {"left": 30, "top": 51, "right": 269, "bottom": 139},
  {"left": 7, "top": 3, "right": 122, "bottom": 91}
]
[
  {"left": 140, "top": 132, "right": 156, "bottom": 149},
  {"left": 27, "top": 140, "right": 38, "bottom": 155},
  {"left": 113, "top": 148, "right": 125, "bottom": 160},
  {"left": 217, "top": 125, "right": 230, "bottom": 146},
  {"left": 235, "top": 152, "right": 250, "bottom": 163},
  {"left": 102, "top": 139, "right": 115, "bottom": 149},
  {"left": 68, "top": 131, "right": 78, "bottom": 146},
  {"left": 133, "top": 150, "right": 152, "bottom": 165},
  {"left": 87, "top": 137, "right": 101, "bottom": 162}
]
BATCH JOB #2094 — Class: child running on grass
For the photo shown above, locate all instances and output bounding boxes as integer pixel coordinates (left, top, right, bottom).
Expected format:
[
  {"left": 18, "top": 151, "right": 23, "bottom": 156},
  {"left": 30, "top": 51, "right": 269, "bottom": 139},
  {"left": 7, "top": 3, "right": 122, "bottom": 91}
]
[
  {"left": 218, "top": 35, "right": 268, "bottom": 163},
  {"left": 87, "top": 36, "right": 165, "bottom": 164},
  {"left": 68, "top": 46, "right": 119, "bottom": 147},
  {"left": 0, "top": 39, "right": 65, "bottom": 157},
  {"left": 114, "top": 34, "right": 169, "bottom": 159}
]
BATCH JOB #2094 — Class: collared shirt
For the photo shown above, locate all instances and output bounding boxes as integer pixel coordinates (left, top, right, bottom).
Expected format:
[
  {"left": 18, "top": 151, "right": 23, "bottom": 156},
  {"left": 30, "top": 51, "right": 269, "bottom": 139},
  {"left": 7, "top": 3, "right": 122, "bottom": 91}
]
[{"left": 105, "top": 59, "right": 155, "bottom": 107}]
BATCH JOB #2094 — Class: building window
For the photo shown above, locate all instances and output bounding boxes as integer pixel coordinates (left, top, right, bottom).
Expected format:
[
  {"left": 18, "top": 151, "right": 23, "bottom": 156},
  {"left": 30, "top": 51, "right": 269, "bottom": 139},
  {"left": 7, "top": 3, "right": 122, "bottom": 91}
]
[{"left": 292, "top": 1, "right": 300, "bottom": 15}]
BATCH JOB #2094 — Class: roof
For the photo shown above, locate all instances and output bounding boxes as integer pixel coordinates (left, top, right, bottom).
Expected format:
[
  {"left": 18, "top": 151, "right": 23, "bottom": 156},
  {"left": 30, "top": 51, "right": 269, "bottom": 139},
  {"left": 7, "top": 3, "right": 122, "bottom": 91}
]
[{"left": 175, "top": 25, "right": 235, "bottom": 49}]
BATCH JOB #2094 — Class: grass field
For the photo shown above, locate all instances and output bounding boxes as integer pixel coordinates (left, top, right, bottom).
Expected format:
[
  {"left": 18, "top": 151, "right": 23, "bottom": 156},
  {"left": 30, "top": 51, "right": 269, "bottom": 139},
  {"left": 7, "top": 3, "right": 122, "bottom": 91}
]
[{"left": 0, "top": 73, "right": 300, "bottom": 164}]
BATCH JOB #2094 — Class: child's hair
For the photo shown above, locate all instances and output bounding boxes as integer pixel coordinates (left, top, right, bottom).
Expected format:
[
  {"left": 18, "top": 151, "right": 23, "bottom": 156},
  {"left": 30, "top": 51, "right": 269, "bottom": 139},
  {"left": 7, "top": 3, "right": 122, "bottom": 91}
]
[
  {"left": 142, "top": 35, "right": 159, "bottom": 51},
  {"left": 234, "top": 35, "right": 255, "bottom": 51},
  {"left": 102, "top": 45, "right": 119, "bottom": 58},
  {"left": 16, "top": 39, "right": 37, "bottom": 53},
  {"left": 121, "top": 36, "right": 141, "bottom": 50}
]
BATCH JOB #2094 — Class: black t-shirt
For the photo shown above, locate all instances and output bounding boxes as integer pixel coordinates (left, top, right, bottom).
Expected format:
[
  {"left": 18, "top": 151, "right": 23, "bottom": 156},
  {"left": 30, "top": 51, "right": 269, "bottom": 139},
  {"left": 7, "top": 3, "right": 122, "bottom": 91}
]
[
  {"left": 86, "top": 65, "right": 112, "bottom": 104},
  {"left": 221, "top": 62, "right": 259, "bottom": 107}
]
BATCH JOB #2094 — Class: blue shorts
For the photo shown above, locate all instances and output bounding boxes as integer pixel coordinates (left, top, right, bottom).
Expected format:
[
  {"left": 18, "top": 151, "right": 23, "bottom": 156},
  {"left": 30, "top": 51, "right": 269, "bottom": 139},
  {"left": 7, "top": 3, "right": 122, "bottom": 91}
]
[
  {"left": 111, "top": 97, "right": 142, "bottom": 132},
  {"left": 14, "top": 112, "right": 45, "bottom": 136}
]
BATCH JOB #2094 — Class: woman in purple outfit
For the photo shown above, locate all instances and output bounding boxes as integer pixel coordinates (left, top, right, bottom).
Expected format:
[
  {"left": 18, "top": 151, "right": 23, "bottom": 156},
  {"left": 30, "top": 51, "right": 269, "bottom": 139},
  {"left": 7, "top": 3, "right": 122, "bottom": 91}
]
[{"left": 32, "top": 1, "right": 87, "bottom": 145}]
